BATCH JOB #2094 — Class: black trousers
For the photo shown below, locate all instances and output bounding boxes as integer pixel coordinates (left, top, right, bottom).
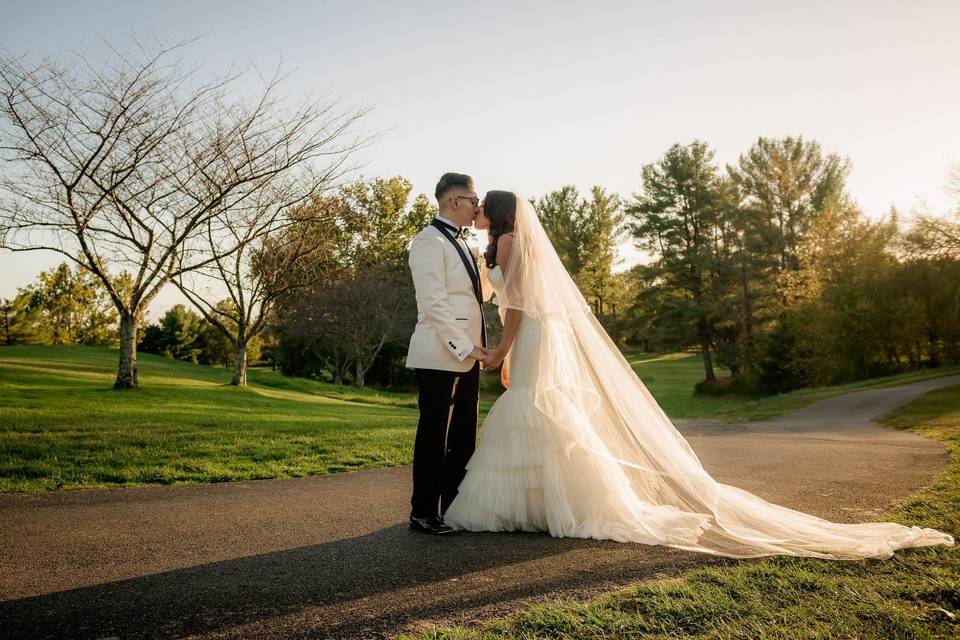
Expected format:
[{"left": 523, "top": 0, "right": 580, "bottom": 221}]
[{"left": 410, "top": 361, "right": 480, "bottom": 518}]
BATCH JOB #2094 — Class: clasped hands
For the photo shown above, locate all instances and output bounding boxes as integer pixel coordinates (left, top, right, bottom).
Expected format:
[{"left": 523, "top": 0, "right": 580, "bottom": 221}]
[{"left": 469, "top": 345, "right": 506, "bottom": 370}]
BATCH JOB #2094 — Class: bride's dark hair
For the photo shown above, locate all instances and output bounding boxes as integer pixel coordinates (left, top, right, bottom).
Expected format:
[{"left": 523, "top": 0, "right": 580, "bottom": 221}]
[{"left": 482, "top": 190, "right": 518, "bottom": 269}]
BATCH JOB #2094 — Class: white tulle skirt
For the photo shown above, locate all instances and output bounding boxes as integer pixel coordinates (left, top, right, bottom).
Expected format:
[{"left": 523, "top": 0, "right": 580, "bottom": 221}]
[
  {"left": 442, "top": 310, "right": 954, "bottom": 559},
  {"left": 444, "top": 312, "right": 713, "bottom": 546},
  {"left": 444, "top": 385, "right": 717, "bottom": 545}
]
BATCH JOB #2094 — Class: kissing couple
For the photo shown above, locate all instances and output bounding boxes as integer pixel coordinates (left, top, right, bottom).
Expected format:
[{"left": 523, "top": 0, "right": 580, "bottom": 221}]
[{"left": 403, "top": 172, "right": 953, "bottom": 560}]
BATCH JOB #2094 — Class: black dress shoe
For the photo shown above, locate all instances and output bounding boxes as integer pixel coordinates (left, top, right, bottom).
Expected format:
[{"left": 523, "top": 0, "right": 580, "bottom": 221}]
[{"left": 409, "top": 514, "right": 457, "bottom": 535}]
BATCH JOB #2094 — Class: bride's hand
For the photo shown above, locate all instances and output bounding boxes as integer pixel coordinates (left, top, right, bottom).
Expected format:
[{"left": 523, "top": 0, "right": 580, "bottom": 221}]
[
  {"left": 500, "top": 357, "right": 510, "bottom": 389},
  {"left": 484, "top": 348, "right": 506, "bottom": 370}
]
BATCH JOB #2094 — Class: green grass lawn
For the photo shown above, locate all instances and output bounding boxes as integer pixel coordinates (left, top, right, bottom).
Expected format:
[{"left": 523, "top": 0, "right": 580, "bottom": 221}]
[
  {"left": 1, "top": 344, "right": 957, "bottom": 494},
  {"left": 403, "top": 382, "right": 960, "bottom": 639},
  {"left": 0, "top": 345, "right": 421, "bottom": 492}
]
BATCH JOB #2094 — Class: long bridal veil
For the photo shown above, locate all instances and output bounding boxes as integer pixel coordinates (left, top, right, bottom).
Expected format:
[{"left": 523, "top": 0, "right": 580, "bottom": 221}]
[{"left": 495, "top": 193, "right": 954, "bottom": 560}]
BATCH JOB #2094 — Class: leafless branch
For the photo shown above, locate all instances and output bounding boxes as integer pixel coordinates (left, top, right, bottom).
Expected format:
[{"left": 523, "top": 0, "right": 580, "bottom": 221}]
[{"left": 0, "top": 36, "right": 372, "bottom": 387}]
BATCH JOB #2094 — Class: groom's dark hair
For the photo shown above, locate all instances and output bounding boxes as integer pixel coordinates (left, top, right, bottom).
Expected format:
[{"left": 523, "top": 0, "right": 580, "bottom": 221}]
[{"left": 435, "top": 172, "right": 475, "bottom": 202}]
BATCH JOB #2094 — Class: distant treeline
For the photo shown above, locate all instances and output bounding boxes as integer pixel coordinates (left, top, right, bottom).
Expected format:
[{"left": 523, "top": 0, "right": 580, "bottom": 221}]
[
  {"left": 4, "top": 138, "right": 959, "bottom": 396},
  {"left": 3, "top": 43, "right": 957, "bottom": 393}
]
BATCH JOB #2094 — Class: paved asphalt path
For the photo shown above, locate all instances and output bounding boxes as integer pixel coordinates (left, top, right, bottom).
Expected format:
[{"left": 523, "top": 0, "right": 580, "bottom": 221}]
[{"left": 2, "top": 375, "right": 958, "bottom": 639}]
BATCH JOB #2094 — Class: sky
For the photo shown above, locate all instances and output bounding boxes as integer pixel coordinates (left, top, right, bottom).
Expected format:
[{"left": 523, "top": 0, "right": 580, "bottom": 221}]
[{"left": 2, "top": 0, "right": 958, "bottom": 319}]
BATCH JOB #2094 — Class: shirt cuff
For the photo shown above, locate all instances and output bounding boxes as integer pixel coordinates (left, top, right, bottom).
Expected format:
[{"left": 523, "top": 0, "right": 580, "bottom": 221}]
[{"left": 455, "top": 343, "right": 475, "bottom": 361}]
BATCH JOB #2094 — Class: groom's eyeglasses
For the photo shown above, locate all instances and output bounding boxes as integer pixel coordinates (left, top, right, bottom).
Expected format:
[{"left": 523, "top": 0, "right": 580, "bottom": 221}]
[{"left": 453, "top": 195, "right": 480, "bottom": 207}]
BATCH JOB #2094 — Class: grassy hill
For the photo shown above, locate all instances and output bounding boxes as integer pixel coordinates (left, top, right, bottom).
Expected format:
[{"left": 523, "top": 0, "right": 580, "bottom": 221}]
[{"left": 2, "top": 345, "right": 958, "bottom": 493}]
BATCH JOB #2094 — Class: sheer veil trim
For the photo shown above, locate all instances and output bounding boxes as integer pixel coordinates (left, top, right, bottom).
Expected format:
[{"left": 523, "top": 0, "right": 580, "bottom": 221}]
[{"left": 491, "top": 193, "right": 954, "bottom": 560}]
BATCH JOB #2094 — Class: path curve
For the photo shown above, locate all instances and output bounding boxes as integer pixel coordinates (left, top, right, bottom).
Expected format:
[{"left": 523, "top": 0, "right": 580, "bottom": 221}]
[{"left": 1, "top": 375, "right": 957, "bottom": 639}]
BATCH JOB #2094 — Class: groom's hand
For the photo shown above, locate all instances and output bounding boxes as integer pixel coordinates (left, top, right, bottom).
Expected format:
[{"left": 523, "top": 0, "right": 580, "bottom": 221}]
[{"left": 469, "top": 346, "right": 488, "bottom": 362}]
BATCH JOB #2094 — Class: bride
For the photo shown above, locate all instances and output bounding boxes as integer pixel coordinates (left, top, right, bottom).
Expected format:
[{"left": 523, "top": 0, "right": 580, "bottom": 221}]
[{"left": 441, "top": 190, "right": 955, "bottom": 560}]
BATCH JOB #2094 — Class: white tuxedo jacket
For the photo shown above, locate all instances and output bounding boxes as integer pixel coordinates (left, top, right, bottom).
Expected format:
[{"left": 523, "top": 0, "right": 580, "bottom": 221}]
[{"left": 405, "top": 223, "right": 490, "bottom": 372}]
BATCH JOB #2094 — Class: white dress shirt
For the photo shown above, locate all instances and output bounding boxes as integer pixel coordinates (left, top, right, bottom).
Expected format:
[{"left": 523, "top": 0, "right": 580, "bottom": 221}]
[{"left": 435, "top": 214, "right": 478, "bottom": 278}]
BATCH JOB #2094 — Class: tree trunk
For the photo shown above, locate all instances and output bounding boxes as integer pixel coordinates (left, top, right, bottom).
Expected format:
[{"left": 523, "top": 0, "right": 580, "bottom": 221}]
[
  {"left": 231, "top": 341, "right": 248, "bottom": 386},
  {"left": 114, "top": 312, "right": 139, "bottom": 389},
  {"left": 336, "top": 353, "right": 351, "bottom": 384},
  {"left": 355, "top": 357, "right": 365, "bottom": 387},
  {"left": 739, "top": 255, "right": 754, "bottom": 337},
  {"left": 354, "top": 344, "right": 368, "bottom": 387},
  {"left": 2, "top": 313, "right": 11, "bottom": 345},
  {"left": 698, "top": 317, "right": 716, "bottom": 382}
]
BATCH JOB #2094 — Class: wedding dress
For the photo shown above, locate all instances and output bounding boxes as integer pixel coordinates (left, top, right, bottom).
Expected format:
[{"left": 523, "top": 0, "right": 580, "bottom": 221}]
[{"left": 442, "top": 194, "right": 954, "bottom": 560}]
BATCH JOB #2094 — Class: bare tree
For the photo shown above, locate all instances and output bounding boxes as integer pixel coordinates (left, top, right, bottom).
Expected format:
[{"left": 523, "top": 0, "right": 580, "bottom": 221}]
[
  {"left": 907, "top": 215, "right": 960, "bottom": 259},
  {"left": 174, "top": 190, "right": 353, "bottom": 386},
  {"left": 0, "top": 37, "right": 367, "bottom": 387},
  {"left": 898, "top": 163, "right": 960, "bottom": 261}
]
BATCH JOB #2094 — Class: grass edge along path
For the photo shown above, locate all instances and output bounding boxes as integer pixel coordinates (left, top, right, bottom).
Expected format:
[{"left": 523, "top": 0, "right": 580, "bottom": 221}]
[{"left": 401, "top": 383, "right": 960, "bottom": 640}]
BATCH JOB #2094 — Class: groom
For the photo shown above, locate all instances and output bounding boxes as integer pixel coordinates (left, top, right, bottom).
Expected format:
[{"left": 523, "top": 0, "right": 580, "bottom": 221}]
[{"left": 405, "top": 172, "right": 488, "bottom": 535}]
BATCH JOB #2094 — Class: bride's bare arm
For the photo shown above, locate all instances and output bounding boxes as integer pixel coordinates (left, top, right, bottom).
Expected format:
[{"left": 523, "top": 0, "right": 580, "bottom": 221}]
[
  {"left": 495, "top": 308, "right": 522, "bottom": 364},
  {"left": 487, "top": 233, "right": 519, "bottom": 369}
]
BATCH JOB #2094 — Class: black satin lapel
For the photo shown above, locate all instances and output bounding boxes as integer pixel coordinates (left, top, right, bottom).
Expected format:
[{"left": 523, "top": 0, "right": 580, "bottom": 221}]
[{"left": 430, "top": 219, "right": 482, "bottom": 304}]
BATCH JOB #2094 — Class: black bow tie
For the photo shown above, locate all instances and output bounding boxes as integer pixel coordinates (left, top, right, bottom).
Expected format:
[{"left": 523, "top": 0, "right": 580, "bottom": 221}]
[{"left": 436, "top": 219, "right": 466, "bottom": 239}]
